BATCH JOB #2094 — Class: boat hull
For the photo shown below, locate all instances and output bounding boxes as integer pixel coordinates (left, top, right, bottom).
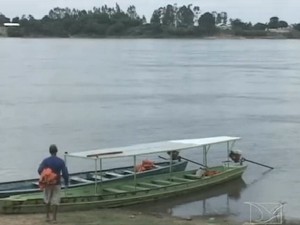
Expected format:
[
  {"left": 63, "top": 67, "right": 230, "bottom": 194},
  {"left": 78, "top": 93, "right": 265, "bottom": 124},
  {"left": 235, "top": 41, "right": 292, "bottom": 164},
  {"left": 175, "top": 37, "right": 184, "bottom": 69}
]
[
  {"left": 0, "top": 160, "right": 188, "bottom": 198},
  {"left": 0, "top": 165, "right": 247, "bottom": 214}
]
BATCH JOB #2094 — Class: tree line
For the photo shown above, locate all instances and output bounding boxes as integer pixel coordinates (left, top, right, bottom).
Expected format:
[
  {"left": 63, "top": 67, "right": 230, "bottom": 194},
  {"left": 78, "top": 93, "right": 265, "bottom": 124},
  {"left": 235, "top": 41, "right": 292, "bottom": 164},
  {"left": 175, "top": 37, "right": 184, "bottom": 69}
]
[{"left": 1, "top": 3, "right": 300, "bottom": 38}]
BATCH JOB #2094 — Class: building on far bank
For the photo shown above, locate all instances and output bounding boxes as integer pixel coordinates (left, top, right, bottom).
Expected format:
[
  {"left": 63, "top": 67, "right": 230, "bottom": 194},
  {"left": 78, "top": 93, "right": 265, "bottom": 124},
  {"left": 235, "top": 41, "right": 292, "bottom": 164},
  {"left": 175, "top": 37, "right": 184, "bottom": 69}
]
[
  {"left": 0, "top": 26, "right": 6, "bottom": 36},
  {"left": 266, "top": 26, "right": 293, "bottom": 33},
  {"left": 3, "top": 23, "right": 20, "bottom": 27},
  {"left": 216, "top": 23, "right": 231, "bottom": 30},
  {"left": 0, "top": 23, "right": 21, "bottom": 36}
]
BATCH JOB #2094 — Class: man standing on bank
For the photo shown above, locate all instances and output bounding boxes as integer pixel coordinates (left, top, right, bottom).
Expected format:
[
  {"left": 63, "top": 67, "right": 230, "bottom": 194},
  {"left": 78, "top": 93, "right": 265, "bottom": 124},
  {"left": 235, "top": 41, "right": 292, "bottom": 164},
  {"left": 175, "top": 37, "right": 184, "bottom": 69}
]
[{"left": 38, "top": 144, "right": 69, "bottom": 223}]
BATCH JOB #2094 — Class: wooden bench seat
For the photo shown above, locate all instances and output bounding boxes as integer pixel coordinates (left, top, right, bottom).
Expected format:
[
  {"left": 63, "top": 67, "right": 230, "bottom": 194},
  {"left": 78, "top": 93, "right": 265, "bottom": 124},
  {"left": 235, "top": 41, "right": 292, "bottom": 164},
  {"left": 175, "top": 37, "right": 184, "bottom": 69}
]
[
  {"left": 104, "top": 172, "right": 123, "bottom": 177},
  {"left": 122, "top": 170, "right": 134, "bottom": 174},
  {"left": 170, "top": 176, "right": 194, "bottom": 182},
  {"left": 138, "top": 182, "right": 164, "bottom": 188},
  {"left": 70, "top": 176, "right": 94, "bottom": 183},
  {"left": 32, "top": 182, "right": 40, "bottom": 187},
  {"left": 92, "top": 175, "right": 110, "bottom": 181},
  {"left": 184, "top": 174, "right": 201, "bottom": 179},
  {"left": 122, "top": 185, "right": 150, "bottom": 191},
  {"left": 103, "top": 188, "right": 127, "bottom": 194}
]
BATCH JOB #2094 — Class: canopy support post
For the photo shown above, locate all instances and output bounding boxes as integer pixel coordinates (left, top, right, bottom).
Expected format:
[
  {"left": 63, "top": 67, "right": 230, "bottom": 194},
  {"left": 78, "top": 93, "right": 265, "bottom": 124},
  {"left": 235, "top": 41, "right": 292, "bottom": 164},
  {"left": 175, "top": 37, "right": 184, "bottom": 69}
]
[
  {"left": 169, "top": 152, "right": 173, "bottom": 177},
  {"left": 203, "top": 145, "right": 208, "bottom": 168},
  {"left": 133, "top": 155, "right": 137, "bottom": 190},
  {"left": 64, "top": 152, "right": 68, "bottom": 167},
  {"left": 64, "top": 152, "right": 69, "bottom": 187},
  {"left": 94, "top": 157, "right": 98, "bottom": 194},
  {"left": 227, "top": 141, "right": 230, "bottom": 168},
  {"left": 99, "top": 158, "right": 103, "bottom": 193}
]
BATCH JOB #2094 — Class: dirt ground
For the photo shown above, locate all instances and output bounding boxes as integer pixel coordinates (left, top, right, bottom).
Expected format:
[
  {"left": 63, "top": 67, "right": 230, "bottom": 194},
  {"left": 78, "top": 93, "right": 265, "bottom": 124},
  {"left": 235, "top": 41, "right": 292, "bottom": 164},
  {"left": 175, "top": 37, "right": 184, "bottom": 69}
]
[
  {"left": 1, "top": 208, "right": 299, "bottom": 225},
  {"left": 0, "top": 208, "right": 239, "bottom": 225}
]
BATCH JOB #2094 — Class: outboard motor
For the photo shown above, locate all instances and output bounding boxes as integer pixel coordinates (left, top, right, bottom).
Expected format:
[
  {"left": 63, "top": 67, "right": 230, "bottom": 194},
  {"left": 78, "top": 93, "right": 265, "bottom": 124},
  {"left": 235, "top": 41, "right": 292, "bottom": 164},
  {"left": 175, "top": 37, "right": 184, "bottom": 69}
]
[
  {"left": 167, "top": 151, "right": 181, "bottom": 161},
  {"left": 229, "top": 150, "right": 244, "bottom": 165}
]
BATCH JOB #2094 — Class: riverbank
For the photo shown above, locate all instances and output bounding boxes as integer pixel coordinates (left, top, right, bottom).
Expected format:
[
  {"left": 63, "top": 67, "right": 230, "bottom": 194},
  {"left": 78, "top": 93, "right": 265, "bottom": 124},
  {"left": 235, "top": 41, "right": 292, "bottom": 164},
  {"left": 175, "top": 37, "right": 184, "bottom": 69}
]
[
  {"left": 0, "top": 208, "right": 240, "bottom": 225},
  {"left": 1, "top": 207, "right": 300, "bottom": 225}
]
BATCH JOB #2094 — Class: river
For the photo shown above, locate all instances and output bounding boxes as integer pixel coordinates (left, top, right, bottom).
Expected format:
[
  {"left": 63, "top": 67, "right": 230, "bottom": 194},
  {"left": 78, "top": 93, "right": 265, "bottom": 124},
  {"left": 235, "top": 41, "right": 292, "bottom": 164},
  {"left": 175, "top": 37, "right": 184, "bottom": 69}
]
[{"left": 0, "top": 38, "right": 300, "bottom": 221}]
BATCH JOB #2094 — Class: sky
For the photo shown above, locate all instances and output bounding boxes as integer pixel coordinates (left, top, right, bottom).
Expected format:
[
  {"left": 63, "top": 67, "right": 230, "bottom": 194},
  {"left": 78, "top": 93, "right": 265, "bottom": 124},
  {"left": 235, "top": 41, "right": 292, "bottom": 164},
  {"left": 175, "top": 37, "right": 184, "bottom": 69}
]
[{"left": 0, "top": 0, "right": 299, "bottom": 24}]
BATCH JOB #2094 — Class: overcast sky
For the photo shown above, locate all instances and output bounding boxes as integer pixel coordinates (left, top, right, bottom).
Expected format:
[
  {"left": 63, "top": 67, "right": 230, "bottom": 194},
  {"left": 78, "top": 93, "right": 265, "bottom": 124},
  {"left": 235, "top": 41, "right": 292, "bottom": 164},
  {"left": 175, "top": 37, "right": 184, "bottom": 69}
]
[{"left": 1, "top": 0, "right": 299, "bottom": 24}]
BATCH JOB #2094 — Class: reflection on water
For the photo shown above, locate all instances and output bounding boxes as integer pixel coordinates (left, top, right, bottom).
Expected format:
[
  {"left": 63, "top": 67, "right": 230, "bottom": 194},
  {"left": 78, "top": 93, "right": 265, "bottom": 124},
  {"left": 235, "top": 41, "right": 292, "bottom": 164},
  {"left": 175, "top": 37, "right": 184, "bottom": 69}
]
[{"left": 129, "top": 178, "right": 247, "bottom": 219}]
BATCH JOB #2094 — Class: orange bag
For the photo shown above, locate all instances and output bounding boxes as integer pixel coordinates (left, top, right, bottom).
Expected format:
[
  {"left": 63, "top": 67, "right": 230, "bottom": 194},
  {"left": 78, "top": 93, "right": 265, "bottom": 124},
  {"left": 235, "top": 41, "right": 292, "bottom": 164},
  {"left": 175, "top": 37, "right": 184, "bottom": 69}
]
[{"left": 39, "top": 168, "right": 58, "bottom": 190}]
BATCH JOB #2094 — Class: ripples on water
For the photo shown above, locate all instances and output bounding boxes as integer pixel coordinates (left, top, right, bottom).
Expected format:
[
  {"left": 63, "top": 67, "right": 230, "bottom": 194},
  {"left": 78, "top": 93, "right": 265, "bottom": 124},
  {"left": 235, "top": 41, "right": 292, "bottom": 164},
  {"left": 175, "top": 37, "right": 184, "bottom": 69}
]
[{"left": 0, "top": 39, "right": 300, "bottom": 220}]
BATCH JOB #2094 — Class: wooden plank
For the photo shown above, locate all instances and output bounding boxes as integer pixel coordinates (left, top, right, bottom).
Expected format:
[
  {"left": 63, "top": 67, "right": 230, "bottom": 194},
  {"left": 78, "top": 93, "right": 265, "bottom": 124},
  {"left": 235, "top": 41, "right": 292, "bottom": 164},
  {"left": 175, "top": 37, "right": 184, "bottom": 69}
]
[
  {"left": 184, "top": 174, "right": 201, "bottom": 179},
  {"left": 70, "top": 176, "right": 94, "bottom": 183},
  {"left": 105, "top": 172, "right": 123, "bottom": 177},
  {"left": 170, "top": 177, "right": 194, "bottom": 182},
  {"left": 153, "top": 180, "right": 180, "bottom": 185},
  {"left": 138, "top": 182, "right": 164, "bottom": 188},
  {"left": 122, "top": 185, "right": 150, "bottom": 191},
  {"left": 92, "top": 175, "right": 110, "bottom": 181},
  {"left": 32, "top": 182, "right": 39, "bottom": 186},
  {"left": 103, "top": 188, "right": 126, "bottom": 194},
  {"left": 122, "top": 170, "right": 134, "bottom": 174}
]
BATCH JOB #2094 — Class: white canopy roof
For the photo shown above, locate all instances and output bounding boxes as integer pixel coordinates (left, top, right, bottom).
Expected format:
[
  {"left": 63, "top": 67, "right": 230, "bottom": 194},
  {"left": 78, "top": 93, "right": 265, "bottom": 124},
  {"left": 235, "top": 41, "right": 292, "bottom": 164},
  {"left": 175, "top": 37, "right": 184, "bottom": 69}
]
[{"left": 66, "top": 136, "right": 240, "bottom": 160}]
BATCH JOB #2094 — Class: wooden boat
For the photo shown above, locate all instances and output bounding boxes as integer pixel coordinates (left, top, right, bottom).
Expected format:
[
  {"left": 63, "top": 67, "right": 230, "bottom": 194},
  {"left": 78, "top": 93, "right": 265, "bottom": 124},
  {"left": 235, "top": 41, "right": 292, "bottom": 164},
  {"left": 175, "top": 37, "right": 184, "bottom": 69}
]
[
  {"left": 0, "top": 136, "right": 247, "bottom": 214},
  {"left": 0, "top": 160, "right": 188, "bottom": 198}
]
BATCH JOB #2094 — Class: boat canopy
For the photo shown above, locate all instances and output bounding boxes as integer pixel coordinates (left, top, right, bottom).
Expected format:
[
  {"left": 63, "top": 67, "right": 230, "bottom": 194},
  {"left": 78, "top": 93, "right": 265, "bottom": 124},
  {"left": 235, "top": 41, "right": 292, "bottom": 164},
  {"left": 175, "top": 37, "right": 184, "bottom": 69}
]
[{"left": 66, "top": 136, "right": 240, "bottom": 160}]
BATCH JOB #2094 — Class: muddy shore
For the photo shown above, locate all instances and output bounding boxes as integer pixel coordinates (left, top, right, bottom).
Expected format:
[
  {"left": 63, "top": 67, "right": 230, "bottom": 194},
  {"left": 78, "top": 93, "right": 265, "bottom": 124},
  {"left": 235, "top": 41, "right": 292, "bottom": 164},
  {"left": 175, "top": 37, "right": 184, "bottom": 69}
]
[
  {"left": 0, "top": 208, "right": 241, "bottom": 225},
  {"left": 1, "top": 207, "right": 300, "bottom": 225}
]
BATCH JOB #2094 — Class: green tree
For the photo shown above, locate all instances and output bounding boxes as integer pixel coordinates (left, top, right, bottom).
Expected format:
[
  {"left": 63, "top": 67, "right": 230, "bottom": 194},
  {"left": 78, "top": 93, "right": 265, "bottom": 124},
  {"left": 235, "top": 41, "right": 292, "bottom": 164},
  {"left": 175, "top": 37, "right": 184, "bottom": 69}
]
[
  {"left": 0, "top": 13, "right": 10, "bottom": 24},
  {"left": 12, "top": 17, "right": 20, "bottom": 23},
  {"left": 268, "top": 16, "right": 279, "bottom": 28},
  {"left": 115, "top": 3, "right": 121, "bottom": 13},
  {"left": 230, "top": 19, "right": 252, "bottom": 30},
  {"left": 278, "top": 20, "right": 288, "bottom": 28},
  {"left": 198, "top": 12, "right": 215, "bottom": 30},
  {"left": 253, "top": 22, "right": 267, "bottom": 30},
  {"left": 216, "top": 13, "right": 222, "bottom": 24},
  {"left": 150, "top": 9, "right": 161, "bottom": 24},
  {"left": 127, "top": 5, "right": 139, "bottom": 20},
  {"left": 162, "top": 4, "right": 175, "bottom": 26},
  {"left": 294, "top": 23, "right": 300, "bottom": 31},
  {"left": 142, "top": 15, "right": 147, "bottom": 24},
  {"left": 176, "top": 5, "right": 194, "bottom": 27}
]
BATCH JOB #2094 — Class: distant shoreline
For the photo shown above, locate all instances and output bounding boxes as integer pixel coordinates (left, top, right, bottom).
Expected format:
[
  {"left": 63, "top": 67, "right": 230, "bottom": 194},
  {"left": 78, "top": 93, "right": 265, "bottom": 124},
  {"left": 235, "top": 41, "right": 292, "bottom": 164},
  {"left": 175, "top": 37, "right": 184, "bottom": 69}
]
[
  {"left": 1, "top": 24, "right": 300, "bottom": 39},
  {"left": 1, "top": 34, "right": 300, "bottom": 39}
]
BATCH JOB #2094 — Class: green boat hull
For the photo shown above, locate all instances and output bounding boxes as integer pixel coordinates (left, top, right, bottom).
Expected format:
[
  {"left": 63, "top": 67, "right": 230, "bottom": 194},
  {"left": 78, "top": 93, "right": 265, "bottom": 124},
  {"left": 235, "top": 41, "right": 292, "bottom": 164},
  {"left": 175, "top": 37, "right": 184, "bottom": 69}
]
[{"left": 0, "top": 165, "right": 247, "bottom": 214}]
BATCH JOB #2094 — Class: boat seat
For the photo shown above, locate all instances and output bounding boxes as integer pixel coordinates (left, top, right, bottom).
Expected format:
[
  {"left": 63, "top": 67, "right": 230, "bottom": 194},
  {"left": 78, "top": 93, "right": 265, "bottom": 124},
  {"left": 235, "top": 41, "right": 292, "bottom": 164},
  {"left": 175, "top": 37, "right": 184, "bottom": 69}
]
[
  {"left": 170, "top": 177, "right": 194, "bottom": 182},
  {"left": 104, "top": 172, "right": 123, "bottom": 177},
  {"left": 184, "top": 174, "right": 201, "bottom": 179},
  {"left": 138, "top": 182, "right": 164, "bottom": 188},
  {"left": 32, "top": 182, "right": 40, "bottom": 187},
  {"left": 122, "top": 185, "right": 150, "bottom": 191},
  {"left": 153, "top": 180, "right": 180, "bottom": 185},
  {"left": 103, "top": 188, "right": 126, "bottom": 194},
  {"left": 70, "top": 176, "right": 94, "bottom": 183},
  {"left": 92, "top": 175, "right": 110, "bottom": 181},
  {"left": 122, "top": 170, "right": 134, "bottom": 174}
]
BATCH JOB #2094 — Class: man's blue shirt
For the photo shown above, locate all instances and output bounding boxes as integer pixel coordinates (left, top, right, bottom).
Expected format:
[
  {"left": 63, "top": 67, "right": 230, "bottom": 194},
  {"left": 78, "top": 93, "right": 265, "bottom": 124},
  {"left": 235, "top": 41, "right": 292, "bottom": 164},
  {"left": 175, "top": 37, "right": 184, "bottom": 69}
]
[{"left": 38, "top": 156, "right": 69, "bottom": 186}]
